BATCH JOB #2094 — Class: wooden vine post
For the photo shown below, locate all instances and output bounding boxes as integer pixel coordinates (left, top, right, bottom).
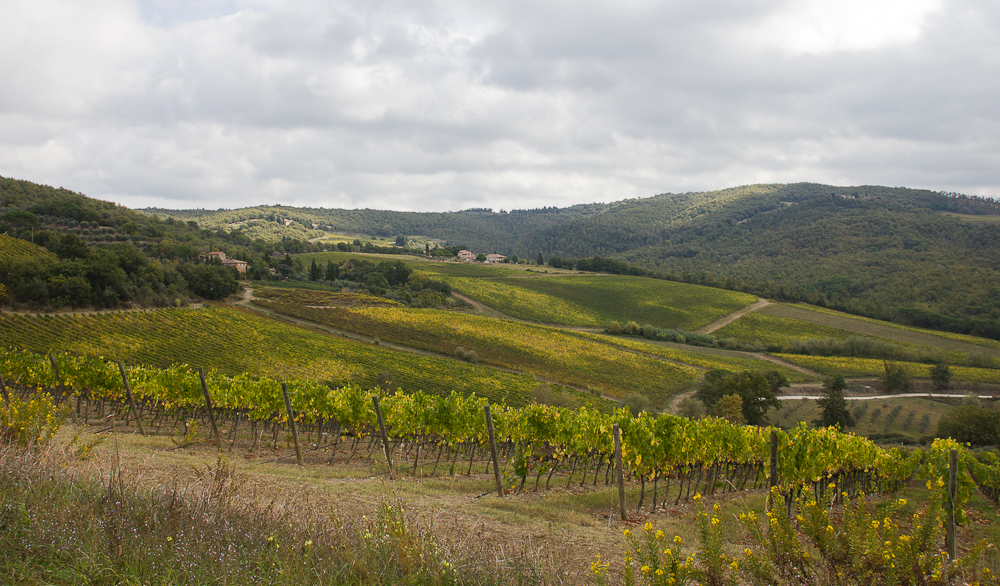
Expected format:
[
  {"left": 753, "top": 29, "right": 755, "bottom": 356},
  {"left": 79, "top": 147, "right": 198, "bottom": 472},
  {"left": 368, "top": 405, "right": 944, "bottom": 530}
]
[
  {"left": 484, "top": 404, "right": 504, "bottom": 497},
  {"left": 767, "top": 429, "right": 778, "bottom": 516},
  {"left": 613, "top": 423, "right": 627, "bottom": 521},
  {"left": 0, "top": 371, "right": 9, "bottom": 404},
  {"left": 47, "top": 353, "right": 75, "bottom": 420},
  {"left": 281, "top": 383, "right": 304, "bottom": 466},
  {"left": 116, "top": 361, "right": 146, "bottom": 436},
  {"left": 372, "top": 395, "right": 395, "bottom": 479},
  {"left": 199, "top": 368, "right": 222, "bottom": 451},
  {"left": 946, "top": 449, "right": 958, "bottom": 560}
]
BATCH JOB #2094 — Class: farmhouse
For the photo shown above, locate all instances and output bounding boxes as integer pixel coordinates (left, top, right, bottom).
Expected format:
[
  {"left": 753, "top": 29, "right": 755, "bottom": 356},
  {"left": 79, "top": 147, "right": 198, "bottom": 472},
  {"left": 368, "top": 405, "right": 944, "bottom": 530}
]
[
  {"left": 457, "top": 250, "right": 475, "bottom": 261},
  {"left": 199, "top": 251, "right": 249, "bottom": 273},
  {"left": 485, "top": 254, "right": 506, "bottom": 263}
]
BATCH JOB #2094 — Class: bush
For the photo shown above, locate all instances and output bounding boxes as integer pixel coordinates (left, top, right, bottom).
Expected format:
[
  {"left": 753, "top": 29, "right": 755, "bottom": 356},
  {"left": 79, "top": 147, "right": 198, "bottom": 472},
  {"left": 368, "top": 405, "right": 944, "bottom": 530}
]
[
  {"left": 0, "top": 390, "right": 67, "bottom": 448},
  {"left": 937, "top": 404, "right": 1000, "bottom": 446},
  {"left": 677, "top": 396, "right": 706, "bottom": 419},
  {"left": 881, "top": 361, "right": 909, "bottom": 392},
  {"left": 622, "top": 392, "right": 652, "bottom": 416},
  {"left": 930, "top": 363, "right": 952, "bottom": 390}
]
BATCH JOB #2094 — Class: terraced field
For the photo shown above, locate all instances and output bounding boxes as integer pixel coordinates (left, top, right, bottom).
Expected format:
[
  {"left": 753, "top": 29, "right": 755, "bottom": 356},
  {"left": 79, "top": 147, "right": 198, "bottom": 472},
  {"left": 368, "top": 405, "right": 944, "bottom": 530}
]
[
  {"left": 255, "top": 299, "right": 700, "bottom": 405},
  {"left": 0, "top": 305, "right": 539, "bottom": 405},
  {"left": 444, "top": 275, "right": 757, "bottom": 330}
]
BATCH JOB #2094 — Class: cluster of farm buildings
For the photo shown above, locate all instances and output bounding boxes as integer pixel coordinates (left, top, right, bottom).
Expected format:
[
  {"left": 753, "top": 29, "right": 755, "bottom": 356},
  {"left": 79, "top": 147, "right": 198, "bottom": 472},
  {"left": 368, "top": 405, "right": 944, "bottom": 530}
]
[{"left": 456, "top": 250, "right": 506, "bottom": 263}]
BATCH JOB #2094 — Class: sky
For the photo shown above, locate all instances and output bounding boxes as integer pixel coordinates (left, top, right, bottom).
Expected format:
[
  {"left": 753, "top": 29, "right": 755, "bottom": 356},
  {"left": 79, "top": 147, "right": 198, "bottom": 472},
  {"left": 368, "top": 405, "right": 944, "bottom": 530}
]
[{"left": 1, "top": 0, "right": 998, "bottom": 212}]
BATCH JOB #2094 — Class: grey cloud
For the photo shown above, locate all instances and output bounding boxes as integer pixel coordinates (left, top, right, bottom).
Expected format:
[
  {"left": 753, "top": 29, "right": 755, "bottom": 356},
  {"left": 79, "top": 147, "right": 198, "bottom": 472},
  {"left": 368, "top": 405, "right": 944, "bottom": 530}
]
[{"left": 0, "top": 0, "right": 998, "bottom": 213}]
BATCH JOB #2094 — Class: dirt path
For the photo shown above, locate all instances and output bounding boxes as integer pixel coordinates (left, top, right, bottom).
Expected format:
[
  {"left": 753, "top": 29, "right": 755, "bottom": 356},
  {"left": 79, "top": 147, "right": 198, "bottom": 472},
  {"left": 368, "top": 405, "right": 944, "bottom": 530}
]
[
  {"left": 695, "top": 297, "right": 770, "bottom": 335},
  {"left": 747, "top": 352, "right": 823, "bottom": 378}
]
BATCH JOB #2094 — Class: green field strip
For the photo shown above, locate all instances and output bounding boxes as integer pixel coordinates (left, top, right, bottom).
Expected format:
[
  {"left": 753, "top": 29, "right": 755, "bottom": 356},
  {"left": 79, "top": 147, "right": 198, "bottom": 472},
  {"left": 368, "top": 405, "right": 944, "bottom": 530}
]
[
  {"left": 774, "top": 353, "right": 1000, "bottom": 384},
  {"left": 760, "top": 303, "right": 1000, "bottom": 354},
  {"left": 255, "top": 301, "right": 698, "bottom": 404},
  {"left": 712, "top": 311, "right": 968, "bottom": 364},
  {"left": 0, "top": 306, "right": 539, "bottom": 405},
  {"left": 574, "top": 332, "right": 814, "bottom": 382},
  {"left": 445, "top": 275, "right": 756, "bottom": 331}
]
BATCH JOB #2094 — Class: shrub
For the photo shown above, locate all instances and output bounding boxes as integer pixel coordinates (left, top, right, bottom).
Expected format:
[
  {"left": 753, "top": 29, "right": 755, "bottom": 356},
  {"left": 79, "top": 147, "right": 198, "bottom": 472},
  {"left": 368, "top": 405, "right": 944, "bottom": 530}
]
[
  {"left": 622, "top": 392, "right": 652, "bottom": 416},
  {"left": 0, "top": 390, "right": 67, "bottom": 448}
]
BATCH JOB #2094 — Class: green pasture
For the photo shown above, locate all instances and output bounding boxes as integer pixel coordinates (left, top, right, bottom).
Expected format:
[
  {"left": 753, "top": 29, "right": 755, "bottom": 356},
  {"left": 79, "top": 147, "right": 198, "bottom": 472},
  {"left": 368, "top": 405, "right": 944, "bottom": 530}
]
[
  {"left": 445, "top": 275, "right": 757, "bottom": 331},
  {"left": 761, "top": 303, "right": 1000, "bottom": 354}
]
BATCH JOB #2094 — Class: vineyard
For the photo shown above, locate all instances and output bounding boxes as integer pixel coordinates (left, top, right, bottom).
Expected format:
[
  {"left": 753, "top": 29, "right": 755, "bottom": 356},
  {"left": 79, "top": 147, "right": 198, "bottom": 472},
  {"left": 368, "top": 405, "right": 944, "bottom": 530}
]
[
  {"left": 444, "top": 275, "right": 757, "bottom": 330},
  {"left": 254, "top": 297, "right": 699, "bottom": 403},
  {"left": 1, "top": 348, "right": 997, "bottom": 529},
  {"left": 0, "top": 306, "right": 539, "bottom": 405},
  {"left": 0, "top": 233, "right": 57, "bottom": 260},
  {"left": 579, "top": 332, "right": 812, "bottom": 383},
  {"left": 714, "top": 311, "right": 875, "bottom": 347},
  {"left": 775, "top": 353, "right": 1000, "bottom": 384}
]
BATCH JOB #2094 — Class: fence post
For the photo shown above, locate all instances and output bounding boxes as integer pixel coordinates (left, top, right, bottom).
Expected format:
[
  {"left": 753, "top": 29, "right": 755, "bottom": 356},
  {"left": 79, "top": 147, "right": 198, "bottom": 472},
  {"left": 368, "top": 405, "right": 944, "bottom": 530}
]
[
  {"left": 614, "top": 423, "right": 627, "bottom": 521},
  {"left": 116, "top": 361, "right": 146, "bottom": 436},
  {"left": 946, "top": 449, "right": 958, "bottom": 560},
  {"left": 767, "top": 429, "right": 778, "bottom": 515},
  {"left": 281, "top": 383, "right": 303, "bottom": 466},
  {"left": 372, "top": 396, "right": 395, "bottom": 479},
  {"left": 199, "top": 368, "right": 222, "bottom": 451},
  {"left": 485, "top": 404, "right": 504, "bottom": 497},
  {"left": 48, "top": 353, "right": 76, "bottom": 420}
]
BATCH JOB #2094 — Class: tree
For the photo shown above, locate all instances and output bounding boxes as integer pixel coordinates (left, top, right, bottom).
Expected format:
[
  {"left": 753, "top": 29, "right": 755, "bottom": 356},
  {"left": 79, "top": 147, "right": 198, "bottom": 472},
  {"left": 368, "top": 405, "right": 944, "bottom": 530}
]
[
  {"left": 814, "top": 374, "right": 855, "bottom": 429},
  {"left": 309, "top": 259, "right": 322, "bottom": 281},
  {"left": 622, "top": 392, "right": 652, "bottom": 416},
  {"left": 677, "top": 396, "right": 706, "bottom": 419},
  {"left": 475, "top": 253, "right": 486, "bottom": 262},
  {"left": 937, "top": 404, "right": 1000, "bottom": 446},
  {"left": 882, "top": 361, "right": 910, "bottom": 392},
  {"left": 537, "top": 252, "right": 544, "bottom": 266},
  {"left": 695, "top": 369, "right": 784, "bottom": 426},
  {"left": 713, "top": 394, "right": 745, "bottom": 424},
  {"left": 184, "top": 264, "right": 240, "bottom": 300},
  {"left": 395, "top": 235, "right": 406, "bottom": 246},
  {"left": 930, "top": 364, "right": 952, "bottom": 390}
]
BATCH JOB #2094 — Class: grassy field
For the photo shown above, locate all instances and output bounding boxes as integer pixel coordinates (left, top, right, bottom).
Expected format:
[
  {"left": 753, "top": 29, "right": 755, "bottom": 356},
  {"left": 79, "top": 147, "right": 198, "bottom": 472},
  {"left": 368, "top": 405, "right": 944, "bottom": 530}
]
[
  {"left": 256, "top": 298, "right": 699, "bottom": 405},
  {"left": 0, "top": 305, "right": 540, "bottom": 405},
  {"left": 760, "top": 303, "right": 1000, "bottom": 354},
  {"left": 444, "top": 275, "right": 757, "bottom": 330},
  {"left": 713, "top": 311, "right": 968, "bottom": 363}
]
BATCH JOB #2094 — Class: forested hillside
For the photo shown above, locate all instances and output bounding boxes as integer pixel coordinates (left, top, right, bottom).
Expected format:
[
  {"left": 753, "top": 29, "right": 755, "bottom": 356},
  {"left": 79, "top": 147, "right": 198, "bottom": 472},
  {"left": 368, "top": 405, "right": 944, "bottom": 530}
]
[{"left": 6, "top": 175, "right": 1000, "bottom": 340}]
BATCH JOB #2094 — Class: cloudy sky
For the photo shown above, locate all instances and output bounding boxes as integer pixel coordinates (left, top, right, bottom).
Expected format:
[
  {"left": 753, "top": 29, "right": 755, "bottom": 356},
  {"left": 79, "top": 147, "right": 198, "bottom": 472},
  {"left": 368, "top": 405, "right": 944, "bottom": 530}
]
[{"left": 1, "top": 0, "right": 998, "bottom": 212}]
